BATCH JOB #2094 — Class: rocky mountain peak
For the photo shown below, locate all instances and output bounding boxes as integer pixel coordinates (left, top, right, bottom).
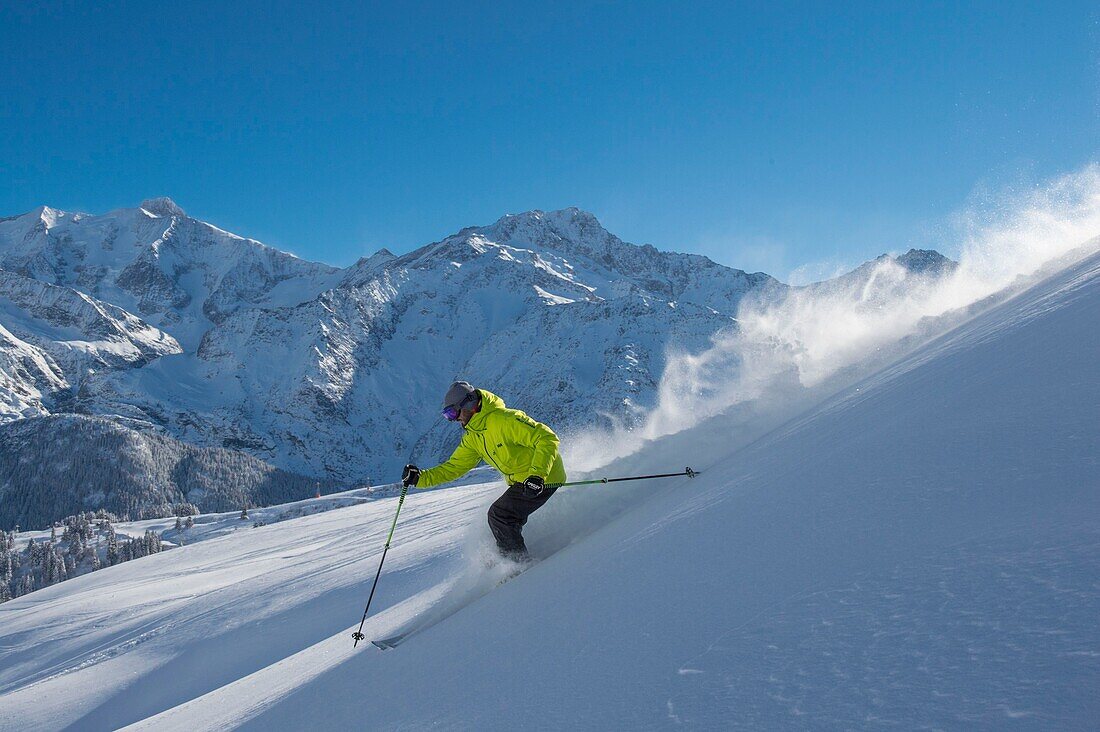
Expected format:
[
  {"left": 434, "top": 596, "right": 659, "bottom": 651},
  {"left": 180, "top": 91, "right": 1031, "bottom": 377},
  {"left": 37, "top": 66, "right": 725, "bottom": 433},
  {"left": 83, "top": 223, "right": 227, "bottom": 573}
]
[
  {"left": 486, "top": 207, "right": 610, "bottom": 247},
  {"left": 29, "top": 205, "right": 62, "bottom": 228},
  {"left": 140, "top": 197, "right": 187, "bottom": 218},
  {"left": 895, "top": 248, "right": 957, "bottom": 276}
]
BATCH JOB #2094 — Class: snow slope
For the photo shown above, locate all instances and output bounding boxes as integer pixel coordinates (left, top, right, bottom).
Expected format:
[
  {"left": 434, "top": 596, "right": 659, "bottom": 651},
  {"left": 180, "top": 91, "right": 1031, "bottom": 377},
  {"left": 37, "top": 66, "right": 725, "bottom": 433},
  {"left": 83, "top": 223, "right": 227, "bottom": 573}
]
[{"left": 1, "top": 246, "right": 1098, "bottom": 729}]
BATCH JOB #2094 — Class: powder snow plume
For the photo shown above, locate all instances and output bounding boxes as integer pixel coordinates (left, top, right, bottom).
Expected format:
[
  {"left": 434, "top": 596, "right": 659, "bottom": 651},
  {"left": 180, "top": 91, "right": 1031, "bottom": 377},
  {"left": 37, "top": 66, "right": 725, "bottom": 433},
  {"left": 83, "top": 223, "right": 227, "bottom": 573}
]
[{"left": 566, "top": 164, "right": 1100, "bottom": 472}]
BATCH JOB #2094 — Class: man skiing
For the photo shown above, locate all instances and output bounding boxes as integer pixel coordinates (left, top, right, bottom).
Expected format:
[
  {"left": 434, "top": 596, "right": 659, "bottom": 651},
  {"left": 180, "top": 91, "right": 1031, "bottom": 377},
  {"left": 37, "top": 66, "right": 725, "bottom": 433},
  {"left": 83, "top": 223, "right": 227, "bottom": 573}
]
[{"left": 401, "top": 381, "right": 566, "bottom": 561}]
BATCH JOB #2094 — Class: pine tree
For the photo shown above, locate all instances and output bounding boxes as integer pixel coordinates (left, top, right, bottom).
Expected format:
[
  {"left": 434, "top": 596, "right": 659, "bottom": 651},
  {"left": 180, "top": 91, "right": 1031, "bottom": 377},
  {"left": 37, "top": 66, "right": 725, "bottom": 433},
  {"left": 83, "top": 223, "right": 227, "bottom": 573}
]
[
  {"left": 0, "top": 554, "right": 11, "bottom": 603},
  {"left": 43, "top": 544, "right": 55, "bottom": 585},
  {"left": 51, "top": 546, "right": 67, "bottom": 584},
  {"left": 106, "top": 525, "right": 119, "bottom": 566},
  {"left": 174, "top": 502, "right": 199, "bottom": 517}
]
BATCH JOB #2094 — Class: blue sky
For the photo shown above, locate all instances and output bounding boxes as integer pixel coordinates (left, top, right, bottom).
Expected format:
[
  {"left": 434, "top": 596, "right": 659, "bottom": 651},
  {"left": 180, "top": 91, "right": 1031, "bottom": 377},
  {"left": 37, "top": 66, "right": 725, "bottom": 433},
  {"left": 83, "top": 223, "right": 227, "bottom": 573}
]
[{"left": 2, "top": 1, "right": 1097, "bottom": 280}]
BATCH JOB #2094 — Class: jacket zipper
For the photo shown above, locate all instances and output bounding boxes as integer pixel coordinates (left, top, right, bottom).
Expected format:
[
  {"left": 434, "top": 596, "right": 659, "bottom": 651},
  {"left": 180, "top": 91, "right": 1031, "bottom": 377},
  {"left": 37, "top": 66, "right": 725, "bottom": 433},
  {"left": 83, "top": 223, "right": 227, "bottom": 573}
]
[{"left": 475, "top": 430, "right": 507, "bottom": 477}]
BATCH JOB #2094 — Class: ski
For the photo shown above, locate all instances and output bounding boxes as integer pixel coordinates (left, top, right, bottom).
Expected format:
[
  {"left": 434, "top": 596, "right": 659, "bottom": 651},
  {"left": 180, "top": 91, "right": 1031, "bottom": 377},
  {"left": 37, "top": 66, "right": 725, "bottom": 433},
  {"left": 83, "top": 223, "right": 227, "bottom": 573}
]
[
  {"left": 369, "top": 599, "right": 476, "bottom": 650},
  {"left": 371, "top": 634, "right": 408, "bottom": 651}
]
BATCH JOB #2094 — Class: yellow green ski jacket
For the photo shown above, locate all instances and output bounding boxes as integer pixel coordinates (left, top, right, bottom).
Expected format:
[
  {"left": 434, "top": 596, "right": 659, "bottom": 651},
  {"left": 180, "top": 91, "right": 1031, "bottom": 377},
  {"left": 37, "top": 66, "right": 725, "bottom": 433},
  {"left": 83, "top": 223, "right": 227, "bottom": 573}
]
[{"left": 416, "top": 389, "right": 567, "bottom": 489}]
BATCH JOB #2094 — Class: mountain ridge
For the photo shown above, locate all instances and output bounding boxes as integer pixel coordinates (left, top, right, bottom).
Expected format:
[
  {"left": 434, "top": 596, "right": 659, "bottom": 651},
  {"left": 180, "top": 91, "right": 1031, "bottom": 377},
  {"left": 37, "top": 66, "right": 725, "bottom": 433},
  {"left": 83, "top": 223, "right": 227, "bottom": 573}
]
[{"left": 0, "top": 199, "right": 957, "bottom": 525}]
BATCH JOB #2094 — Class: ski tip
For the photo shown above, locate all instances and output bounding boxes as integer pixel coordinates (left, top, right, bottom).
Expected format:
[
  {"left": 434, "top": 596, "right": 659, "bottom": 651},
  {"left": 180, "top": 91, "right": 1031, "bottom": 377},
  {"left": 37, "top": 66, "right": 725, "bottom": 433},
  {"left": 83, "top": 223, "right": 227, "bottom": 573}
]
[{"left": 371, "top": 635, "right": 406, "bottom": 651}]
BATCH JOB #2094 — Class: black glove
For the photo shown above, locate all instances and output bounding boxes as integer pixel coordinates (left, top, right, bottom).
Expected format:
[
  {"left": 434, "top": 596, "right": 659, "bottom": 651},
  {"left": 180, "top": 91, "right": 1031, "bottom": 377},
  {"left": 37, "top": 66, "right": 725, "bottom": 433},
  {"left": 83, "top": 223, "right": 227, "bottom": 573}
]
[
  {"left": 402, "top": 464, "right": 420, "bottom": 488},
  {"left": 522, "top": 475, "right": 544, "bottom": 498}
]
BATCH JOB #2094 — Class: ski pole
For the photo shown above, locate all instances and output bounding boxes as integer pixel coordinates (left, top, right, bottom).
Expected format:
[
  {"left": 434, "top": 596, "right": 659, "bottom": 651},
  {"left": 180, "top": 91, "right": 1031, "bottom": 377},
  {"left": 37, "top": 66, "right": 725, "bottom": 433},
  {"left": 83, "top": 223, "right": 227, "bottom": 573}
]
[
  {"left": 351, "top": 482, "right": 409, "bottom": 647},
  {"left": 548, "top": 466, "right": 699, "bottom": 489}
]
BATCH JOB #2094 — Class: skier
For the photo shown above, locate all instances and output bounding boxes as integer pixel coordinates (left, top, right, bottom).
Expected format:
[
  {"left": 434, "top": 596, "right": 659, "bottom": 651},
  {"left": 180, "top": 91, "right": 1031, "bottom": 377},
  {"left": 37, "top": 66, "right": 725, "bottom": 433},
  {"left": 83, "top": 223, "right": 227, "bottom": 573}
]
[{"left": 401, "top": 381, "right": 566, "bottom": 562}]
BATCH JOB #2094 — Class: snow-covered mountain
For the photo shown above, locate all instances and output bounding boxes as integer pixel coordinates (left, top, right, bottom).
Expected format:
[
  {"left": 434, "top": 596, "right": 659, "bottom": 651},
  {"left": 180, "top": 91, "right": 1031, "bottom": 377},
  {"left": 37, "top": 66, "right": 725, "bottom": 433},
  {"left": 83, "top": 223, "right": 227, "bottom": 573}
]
[
  {"left": 803, "top": 248, "right": 957, "bottom": 299},
  {"left": 0, "top": 225, "right": 1094, "bottom": 731},
  {"left": 0, "top": 199, "right": 340, "bottom": 348},
  {"left": 0, "top": 197, "right": 337, "bottom": 433},
  {"left": 0, "top": 267, "right": 181, "bottom": 409},
  {"left": 0, "top": 200, "right": 954, "bottom": 525}
]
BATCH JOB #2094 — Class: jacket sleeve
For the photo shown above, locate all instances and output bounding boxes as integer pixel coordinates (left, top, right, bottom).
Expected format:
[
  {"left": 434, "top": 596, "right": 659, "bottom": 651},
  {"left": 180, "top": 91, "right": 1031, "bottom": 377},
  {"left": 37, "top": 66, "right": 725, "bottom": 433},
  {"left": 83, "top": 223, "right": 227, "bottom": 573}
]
[
  {"left": 500, "top": 411, "right": 560, "bottom": 480},
  {"left": 416, "top": 436, "right": 482, "bottom": 489}
]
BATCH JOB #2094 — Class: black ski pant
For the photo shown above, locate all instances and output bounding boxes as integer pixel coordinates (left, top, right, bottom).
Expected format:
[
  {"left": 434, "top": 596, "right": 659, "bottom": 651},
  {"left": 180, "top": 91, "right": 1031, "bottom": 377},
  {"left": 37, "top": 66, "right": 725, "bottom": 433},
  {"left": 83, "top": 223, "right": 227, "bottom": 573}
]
[{"left": 487, "top": 482, "right": 559, "bottom": 559}]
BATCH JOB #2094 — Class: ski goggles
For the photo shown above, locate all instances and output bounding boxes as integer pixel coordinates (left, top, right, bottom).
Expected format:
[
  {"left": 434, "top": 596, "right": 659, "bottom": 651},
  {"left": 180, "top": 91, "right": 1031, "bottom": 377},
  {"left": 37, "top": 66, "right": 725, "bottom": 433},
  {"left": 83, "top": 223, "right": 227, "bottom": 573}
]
[{"left": 442, "top": 394, "right": 475, "bottom": 421}]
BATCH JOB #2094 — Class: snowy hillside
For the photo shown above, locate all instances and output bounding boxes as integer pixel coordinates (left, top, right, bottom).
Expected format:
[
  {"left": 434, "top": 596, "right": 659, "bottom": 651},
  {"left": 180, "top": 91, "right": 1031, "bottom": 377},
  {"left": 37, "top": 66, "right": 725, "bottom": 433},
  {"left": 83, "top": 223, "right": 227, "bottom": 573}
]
[{"left": 0, "top": 224, "right": 1096, "bottom": 729}]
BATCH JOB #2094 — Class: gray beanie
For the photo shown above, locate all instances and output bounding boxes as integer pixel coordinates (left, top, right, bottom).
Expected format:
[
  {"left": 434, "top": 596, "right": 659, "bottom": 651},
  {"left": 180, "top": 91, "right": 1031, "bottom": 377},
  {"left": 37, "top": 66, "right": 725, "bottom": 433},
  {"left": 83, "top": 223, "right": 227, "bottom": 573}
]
[{"left": 442, "top": 381, "right": 478, "bottom": 410}]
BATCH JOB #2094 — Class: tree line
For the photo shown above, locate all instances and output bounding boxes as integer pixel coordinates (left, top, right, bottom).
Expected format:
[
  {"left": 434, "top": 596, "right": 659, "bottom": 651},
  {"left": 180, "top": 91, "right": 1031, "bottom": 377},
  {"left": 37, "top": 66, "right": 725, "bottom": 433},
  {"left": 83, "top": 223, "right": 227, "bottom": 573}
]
[{"left": 0, "top": 509, "right": 170, "bottom": 603}]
